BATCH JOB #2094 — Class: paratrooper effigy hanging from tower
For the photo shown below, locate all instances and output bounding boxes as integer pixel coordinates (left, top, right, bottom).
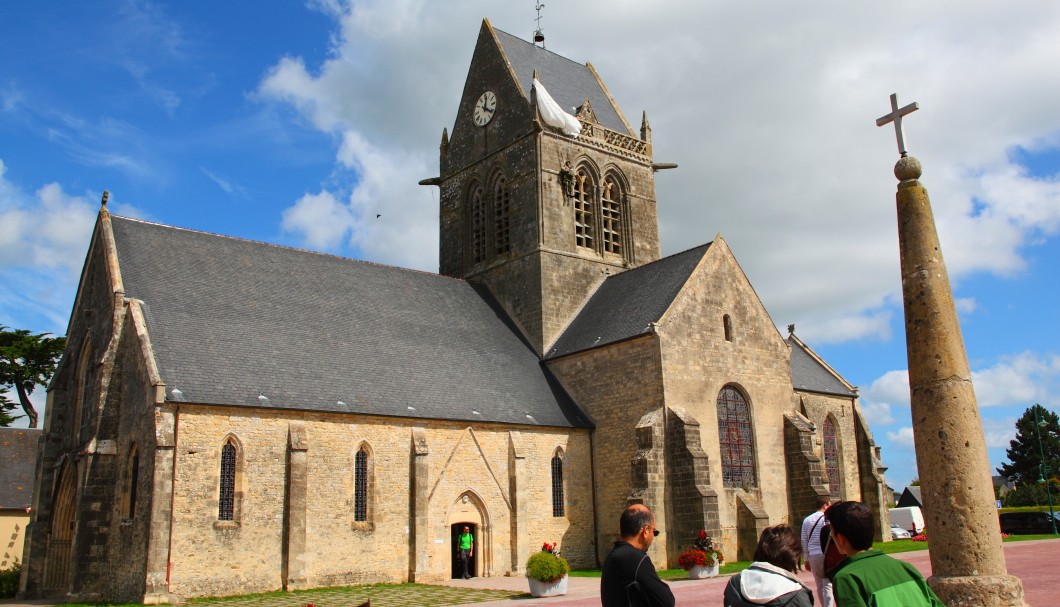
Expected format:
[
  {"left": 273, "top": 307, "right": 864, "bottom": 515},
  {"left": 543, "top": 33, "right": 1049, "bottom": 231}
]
[{"left": 878, "top": 94, "right": 1027, "bottom": 606}]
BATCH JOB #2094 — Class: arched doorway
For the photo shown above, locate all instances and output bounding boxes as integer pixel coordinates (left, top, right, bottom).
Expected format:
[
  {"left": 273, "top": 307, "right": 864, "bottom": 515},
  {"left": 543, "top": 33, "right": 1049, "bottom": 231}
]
[
  {"left": 44, "top": 460, "right": 76, "bottom": 593},
  {"left": 447, "top": 491, "right": 487, "bottom": 579}
]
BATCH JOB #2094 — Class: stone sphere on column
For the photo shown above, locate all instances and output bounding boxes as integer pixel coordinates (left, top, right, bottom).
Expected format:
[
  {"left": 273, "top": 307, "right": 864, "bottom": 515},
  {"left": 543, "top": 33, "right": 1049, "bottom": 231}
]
[{"left": 895, "top": 156, "right": 922, "bottom": 181}]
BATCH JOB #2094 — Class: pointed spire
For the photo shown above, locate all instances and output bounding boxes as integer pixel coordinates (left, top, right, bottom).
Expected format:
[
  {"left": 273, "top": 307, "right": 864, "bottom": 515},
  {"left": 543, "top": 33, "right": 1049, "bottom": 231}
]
[
  {"left": 640, "top": 111, "right": 652, "bottom": 143},
  {"left": 441, "top": 127, "right": 449, "bottom": 148}
]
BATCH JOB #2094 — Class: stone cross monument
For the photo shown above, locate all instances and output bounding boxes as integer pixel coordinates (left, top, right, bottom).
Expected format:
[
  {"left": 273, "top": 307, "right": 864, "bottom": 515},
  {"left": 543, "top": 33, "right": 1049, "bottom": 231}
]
[{"left": 879, "top": 95, "right": 1026, "bottom": 606}]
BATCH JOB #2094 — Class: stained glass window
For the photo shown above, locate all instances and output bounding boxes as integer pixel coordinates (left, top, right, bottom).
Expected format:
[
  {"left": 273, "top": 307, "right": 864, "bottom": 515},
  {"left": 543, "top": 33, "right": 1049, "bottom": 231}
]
[
  {"left": 551, "top": 453, "right": 565, "bottom": 517},
  {"left": 823, "top": 417, "right": 841, "bottom": 499},
  {"left": 717, "top": 386, "right": 757, "bottom": 488},
  {"left": 219, "top": 440, "right": 236, "bottom": 520},
  {"left": 355, "top": 446, "right": 368, "bottom": 522}
]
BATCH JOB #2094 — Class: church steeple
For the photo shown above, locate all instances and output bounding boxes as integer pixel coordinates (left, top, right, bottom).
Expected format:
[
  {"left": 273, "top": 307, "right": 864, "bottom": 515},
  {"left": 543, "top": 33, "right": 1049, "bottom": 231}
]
[{"left": 429, "top": 20, "right": 663, "bottom": 354}]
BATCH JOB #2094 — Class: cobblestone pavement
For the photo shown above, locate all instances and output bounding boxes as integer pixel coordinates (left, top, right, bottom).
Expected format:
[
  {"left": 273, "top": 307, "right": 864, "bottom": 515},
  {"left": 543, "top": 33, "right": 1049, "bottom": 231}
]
[{"left": 4, "top": 538, "right": 1058, "bottom": 607}]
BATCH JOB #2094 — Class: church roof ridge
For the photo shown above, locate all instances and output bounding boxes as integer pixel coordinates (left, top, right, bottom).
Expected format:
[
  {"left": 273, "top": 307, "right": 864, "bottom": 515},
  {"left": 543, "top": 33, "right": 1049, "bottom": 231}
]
[
  {"left": 109, "top": 214, "right": 466, "bottom": 283},
  {"left": 787, "top": 334, "right": 857, "bottom": 397}
]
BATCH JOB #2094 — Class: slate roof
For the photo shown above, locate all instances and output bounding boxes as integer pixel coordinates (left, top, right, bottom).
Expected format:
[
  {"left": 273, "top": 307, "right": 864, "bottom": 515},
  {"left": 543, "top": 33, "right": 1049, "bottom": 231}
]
[
  {"left": 493, "top": 28, "right": 629, "bottom": 134},
  {"left": 109, "top": 216, "right": 590, "bottom": 428},
  {"left": 788, "top": 338, "right": 856, "bottom": 397},
  {"left": 546, "top": 244, "right": 710, "bottom": 359},
  {"left": 897, "top": 486, "right": 923, "bottom": 509},
  {"left": 0, "top": 428, "right": 40, "bottom": 510}
]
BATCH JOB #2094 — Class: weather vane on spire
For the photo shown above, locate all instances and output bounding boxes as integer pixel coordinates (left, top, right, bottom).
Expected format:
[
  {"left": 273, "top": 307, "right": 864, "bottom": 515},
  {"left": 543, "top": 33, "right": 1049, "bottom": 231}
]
[
  {"left": 533, "top": 2, "right": 546, "bottom": 48},
  {"left": 876, "top": 93, "right": 919, "bottom": 158}
]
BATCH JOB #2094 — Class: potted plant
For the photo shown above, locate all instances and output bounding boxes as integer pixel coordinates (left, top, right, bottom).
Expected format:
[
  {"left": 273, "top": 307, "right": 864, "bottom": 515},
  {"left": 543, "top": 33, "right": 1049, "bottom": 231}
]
[
  {"left": 677, "top": 530, "right": 723, "bottom": 579},
  {"left": 525, "top": 542, "right": 570, "bottom": 597}
]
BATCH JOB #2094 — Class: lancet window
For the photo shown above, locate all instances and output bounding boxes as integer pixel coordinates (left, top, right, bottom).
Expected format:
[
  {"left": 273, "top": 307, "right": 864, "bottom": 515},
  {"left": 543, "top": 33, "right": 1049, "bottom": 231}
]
[
  {"left": 717, "top": 386, "right": 757, "bottom": 488},
  {"left": 123, "top": 444, "right": 139, "bottom": 519},
  {"left": 218, "top": 439, "right": 238, "bottom": 521},
  {"left": 823, "top": 416, "right": 841, "bottom": 499},
  {"left": 354, "top": 445, "right": 369, "bottom": 522},
  {"left": 493, "top": 175, "right": 511, "bottom": 255},
  {"left": 551, "top": 452, "right": 565, "bottom": 517},
  {"left": 574, "top": 168, "right": 596, "bottom": 249},
  {"left": 601, "top": 176, "right": 622, "bottom": 254},
  {"left": 469, "top": 182, "right": 487, "bottom": 264}
]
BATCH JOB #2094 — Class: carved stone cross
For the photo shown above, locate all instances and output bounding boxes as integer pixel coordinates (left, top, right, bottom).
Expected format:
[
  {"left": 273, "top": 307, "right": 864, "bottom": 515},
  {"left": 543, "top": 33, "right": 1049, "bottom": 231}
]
[{"left": 876, "top": 93, "right": 919, "bottom": 157}]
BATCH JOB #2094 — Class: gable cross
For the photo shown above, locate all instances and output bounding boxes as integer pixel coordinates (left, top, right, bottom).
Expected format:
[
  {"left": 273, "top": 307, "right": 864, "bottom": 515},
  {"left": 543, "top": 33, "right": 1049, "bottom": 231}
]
[{"left": 876, "top": 93, "right": 919, "bottom": 157}]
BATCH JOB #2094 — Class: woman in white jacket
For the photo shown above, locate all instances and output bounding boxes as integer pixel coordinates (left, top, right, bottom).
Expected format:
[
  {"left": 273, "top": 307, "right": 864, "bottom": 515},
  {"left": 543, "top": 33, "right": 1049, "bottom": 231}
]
[{"left": 723, "top": 524, "right": 814, "bottom": 607}]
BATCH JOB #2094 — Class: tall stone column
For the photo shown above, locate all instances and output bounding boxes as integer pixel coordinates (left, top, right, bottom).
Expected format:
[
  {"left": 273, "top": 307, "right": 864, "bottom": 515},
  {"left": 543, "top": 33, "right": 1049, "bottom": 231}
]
[{"left": 893, "top": 156, "right": 1025, "bottom": 606}]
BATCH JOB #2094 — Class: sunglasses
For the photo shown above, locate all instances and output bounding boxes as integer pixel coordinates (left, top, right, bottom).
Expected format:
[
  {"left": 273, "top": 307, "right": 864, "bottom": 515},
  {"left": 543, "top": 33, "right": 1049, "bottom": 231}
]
[{"left": 643, "top": 526, "right": 661, "bottom": 537}]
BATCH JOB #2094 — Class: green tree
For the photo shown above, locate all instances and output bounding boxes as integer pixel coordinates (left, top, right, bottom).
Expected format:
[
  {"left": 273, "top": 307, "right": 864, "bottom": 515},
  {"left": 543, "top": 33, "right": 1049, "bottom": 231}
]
[
  {"left": 996, "top": 404, "right": 1060, "bottom": 491},
  {"left": 0, "top": 386, "right": 20, "bottom": 427},
  {"left": 0, "top": 326, "right": 66, "bottom": 428}
]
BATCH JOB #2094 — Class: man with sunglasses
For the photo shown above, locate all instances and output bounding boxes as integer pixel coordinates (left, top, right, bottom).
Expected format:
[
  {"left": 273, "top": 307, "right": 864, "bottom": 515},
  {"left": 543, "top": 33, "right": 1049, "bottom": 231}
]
[{"left": 601, "top": 504, "right": 675, "bottom": 607}]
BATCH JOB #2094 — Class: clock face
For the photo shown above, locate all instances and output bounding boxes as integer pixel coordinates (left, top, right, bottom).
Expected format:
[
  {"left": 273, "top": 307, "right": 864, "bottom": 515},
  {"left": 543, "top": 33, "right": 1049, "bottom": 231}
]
[{"left": 473, "top": 91, "right": 497, "bottom": 126}]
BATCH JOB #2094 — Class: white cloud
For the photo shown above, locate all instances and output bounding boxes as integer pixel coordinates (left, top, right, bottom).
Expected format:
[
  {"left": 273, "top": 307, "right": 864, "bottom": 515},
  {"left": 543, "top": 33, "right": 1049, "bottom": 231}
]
[
  {"left": 253, "top": 1, "right": 1060, "bottom": 344},
  {"left": 982, "top": 417, "right": 1018, "bottom": 450},
  {"left": 886, "top": 426, "right": 916, "bottom": 449},
  {"left": 859, "top": 400, "right": 894, "bottom": 427},
  {"left": 955, "top": 297, "right": 977, "bottom": 315},
  {"left": 863, "top": 370, "right": 910, "bottom": 409},
  {"left": 281, "top": 190, "right": 355, "bottom": 251},
  {"left": 972, "top": 351, "right": 1060, "bottom": 408}
]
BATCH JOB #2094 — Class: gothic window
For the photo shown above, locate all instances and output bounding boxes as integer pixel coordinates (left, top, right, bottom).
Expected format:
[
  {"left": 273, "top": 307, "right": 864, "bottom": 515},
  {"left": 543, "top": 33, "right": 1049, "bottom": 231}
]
[
  {"left": 73, "top": 340, "right": 92, "bottom": 445},
  {"left": 218, "top": 438, "right": 238, "bottom": 521},
  {"left": 601, "top": 176, "right": 622, "bottom": 254},
  {"left": 494, "top": 175, "right": 511, "bottom": 255},
  {"left": 574, "top": 168, "right": 596, "bottom": 249},
  {"left": 354, "top": 445, "right": 369, "bottom": 522},
  {"left": 468, "top": 183, "right": 487, "bottom": 264},
  {"left": 823, "top": 416, "right": 841, "bottom": 499},
  {"left": 723, "top": 315, "right": 733, "bottom": 342},
  {"left": 551, "top": 452, "right": 565, "bottom": 517},
  {"left": 122, "top": 444, "right": 139, "bottom": 519},
  {"left": 717, "top": 386, "right": 757, "bottom": 488}
]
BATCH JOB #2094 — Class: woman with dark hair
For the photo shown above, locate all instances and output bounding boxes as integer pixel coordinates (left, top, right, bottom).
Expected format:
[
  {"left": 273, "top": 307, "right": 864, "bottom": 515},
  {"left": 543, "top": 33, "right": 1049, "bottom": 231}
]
[{"left": 723, "top": 524, "right": 814, "bottom": 607}]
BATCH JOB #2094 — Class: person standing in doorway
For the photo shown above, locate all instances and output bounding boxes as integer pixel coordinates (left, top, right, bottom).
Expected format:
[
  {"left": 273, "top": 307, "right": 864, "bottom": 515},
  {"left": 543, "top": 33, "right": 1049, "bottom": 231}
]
[
  {"left": 457, "top": 525, "right": 474, "bottom": 579},
  {"left": 801, "top": 495, "right": 834, "bottom": 607}
]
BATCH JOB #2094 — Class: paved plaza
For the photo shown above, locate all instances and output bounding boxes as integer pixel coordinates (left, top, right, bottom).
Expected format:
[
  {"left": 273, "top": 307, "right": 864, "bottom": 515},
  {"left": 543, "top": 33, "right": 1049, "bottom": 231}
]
[{"left": 3, "top": 539, "right": 1057, "bottom": 607}]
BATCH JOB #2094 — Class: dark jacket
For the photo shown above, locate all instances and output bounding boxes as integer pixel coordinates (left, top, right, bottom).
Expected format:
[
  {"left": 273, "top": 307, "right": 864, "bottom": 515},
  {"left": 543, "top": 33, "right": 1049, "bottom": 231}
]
[
  {"left": 724, "top": 562, "right": 814, "bottom": 607},
  {"left": 600, "top": 541, "right": 675, "bottom": 607}
]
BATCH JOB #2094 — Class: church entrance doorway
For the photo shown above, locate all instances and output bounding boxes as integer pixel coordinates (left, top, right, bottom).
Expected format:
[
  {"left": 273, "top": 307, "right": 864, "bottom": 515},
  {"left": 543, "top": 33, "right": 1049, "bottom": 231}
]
[
  {"left": 43, "top": 460, "right": 76, "bottom": 593},
  {"left": 450, "top": 523, "right": 478, "bottom": 579}
]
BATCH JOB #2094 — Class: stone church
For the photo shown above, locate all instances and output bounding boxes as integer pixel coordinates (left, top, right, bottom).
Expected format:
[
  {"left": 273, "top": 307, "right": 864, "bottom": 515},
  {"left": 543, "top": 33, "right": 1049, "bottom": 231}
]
[{"left": 21, "top": 19, "right": 888, "bottom": 603}]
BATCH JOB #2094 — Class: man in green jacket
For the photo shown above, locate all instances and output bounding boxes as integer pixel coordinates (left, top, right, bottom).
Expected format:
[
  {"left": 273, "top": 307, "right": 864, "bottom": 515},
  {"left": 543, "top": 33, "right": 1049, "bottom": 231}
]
[
  {"left": 457, "top": 526, "right": 474, "bottom": 579},
  {"left": 825, "top": 501, "right": 944, "bottom": 606}
]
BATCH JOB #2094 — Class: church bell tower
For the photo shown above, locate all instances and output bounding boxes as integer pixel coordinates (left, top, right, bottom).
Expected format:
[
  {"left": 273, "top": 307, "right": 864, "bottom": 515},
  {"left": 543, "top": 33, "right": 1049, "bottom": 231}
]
[{"left": 428, "top": 20, "right": 663, "bottom": 354}]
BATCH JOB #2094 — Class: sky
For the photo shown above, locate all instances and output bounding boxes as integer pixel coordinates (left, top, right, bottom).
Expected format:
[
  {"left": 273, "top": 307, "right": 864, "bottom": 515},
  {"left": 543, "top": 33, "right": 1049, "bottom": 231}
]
[{"left": 1, "top": 0, "right": 1058, "bottom": 492}]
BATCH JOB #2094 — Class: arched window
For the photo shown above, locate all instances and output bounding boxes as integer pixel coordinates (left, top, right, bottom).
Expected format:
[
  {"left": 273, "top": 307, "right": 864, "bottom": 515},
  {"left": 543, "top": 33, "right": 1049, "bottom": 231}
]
[
  {"left": 493, "top": 175, "right": 511, "bottom": 255},
  {"left": 551, "top": 452, "right": 565, "bottom": 517},
  {"left": 354, "top": 445, "right": 369, "bottom": 522},
  {"left": 73, "top": 340, "right": 92, "bottom": 444},
  {"left": 723, "top": 315, "right": 733, "bottom": 342},
  {"left": 468, "top": 182, "right": 487, "bottom": 264},
  {"left": 218, "top": 438, "right": 238, "bottom": 521},
  {"left": 122, "top": 444, "right": 139, "bottom": 519},
  {"left": 573, "top": 167, "right": 595, "bottom": 249},
  {"left": 823, "top": 416, "right": 841, "bottom": 499},
  {"left": 601, "top": 176, "right": 622, "bottom": 254},
  {"left": 717, "top": 386, "right": 757, "bottom": 488}
]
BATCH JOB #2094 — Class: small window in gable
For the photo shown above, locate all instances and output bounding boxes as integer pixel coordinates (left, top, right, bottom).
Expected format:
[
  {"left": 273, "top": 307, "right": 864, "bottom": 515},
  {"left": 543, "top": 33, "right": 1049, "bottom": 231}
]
[
  {"left": 551, "top": 451, "right": 565, "bottom": 517},
  {"left": 723, "top": 314, "right": 733, "bottom": 342},
  {"left": 122, "top": 444, "right": 139, "bottom": 520}
]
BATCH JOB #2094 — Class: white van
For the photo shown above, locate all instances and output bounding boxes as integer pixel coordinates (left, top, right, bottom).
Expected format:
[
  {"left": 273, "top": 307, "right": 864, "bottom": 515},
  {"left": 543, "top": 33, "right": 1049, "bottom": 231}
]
[{"left": 888, "top": 506, "right": 925, "bottom": 534}]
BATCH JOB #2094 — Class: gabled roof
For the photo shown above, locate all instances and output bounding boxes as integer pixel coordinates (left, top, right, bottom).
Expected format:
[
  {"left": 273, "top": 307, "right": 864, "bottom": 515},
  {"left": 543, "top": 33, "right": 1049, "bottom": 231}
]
[
  {"left": 109, "top": 216, "right": 590, "bottom": 429},
  {"left": 546, "top": 244, "right": 710, "bottom": 359},
  {"left": 788, "top": 335, "right": 857, "bottom": 397},
  {"left": 492, "top": 27, "right": 629, "bottom": 134},
  {"left": 897, "top": 486, "right": 923, "bottom": 509},
  {"left": 0, "top": 428, "right": 40, "bottom": 509}
]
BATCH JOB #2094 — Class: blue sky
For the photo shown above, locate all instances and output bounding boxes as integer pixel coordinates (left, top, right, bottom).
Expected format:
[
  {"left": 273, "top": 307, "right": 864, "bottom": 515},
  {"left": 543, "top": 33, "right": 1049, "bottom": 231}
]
[{"left": 2, "top": 1, "right": 1058, "bottom": 492}]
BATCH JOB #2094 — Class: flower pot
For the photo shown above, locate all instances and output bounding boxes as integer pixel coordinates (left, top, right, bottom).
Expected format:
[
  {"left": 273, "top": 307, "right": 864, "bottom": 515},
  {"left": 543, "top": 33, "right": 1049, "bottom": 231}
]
[
  {"left": 528, "top": 574, "right": 568, "bottom": 597},
  {"left": 688, "top": 563, "right": 719, "bottom": 579}
]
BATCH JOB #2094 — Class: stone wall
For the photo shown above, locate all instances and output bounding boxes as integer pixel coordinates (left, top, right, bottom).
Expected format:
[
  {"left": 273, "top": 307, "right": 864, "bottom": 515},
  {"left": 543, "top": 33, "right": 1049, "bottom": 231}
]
[
  {"left": 783, "top": 412, "right": 830, "bottom": 527},
  {"left": 655, "top": 237, "right": 795, "bottom": 561},
  {"left": 797, "top": 391, "right": 861, "bottom": 502}
]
